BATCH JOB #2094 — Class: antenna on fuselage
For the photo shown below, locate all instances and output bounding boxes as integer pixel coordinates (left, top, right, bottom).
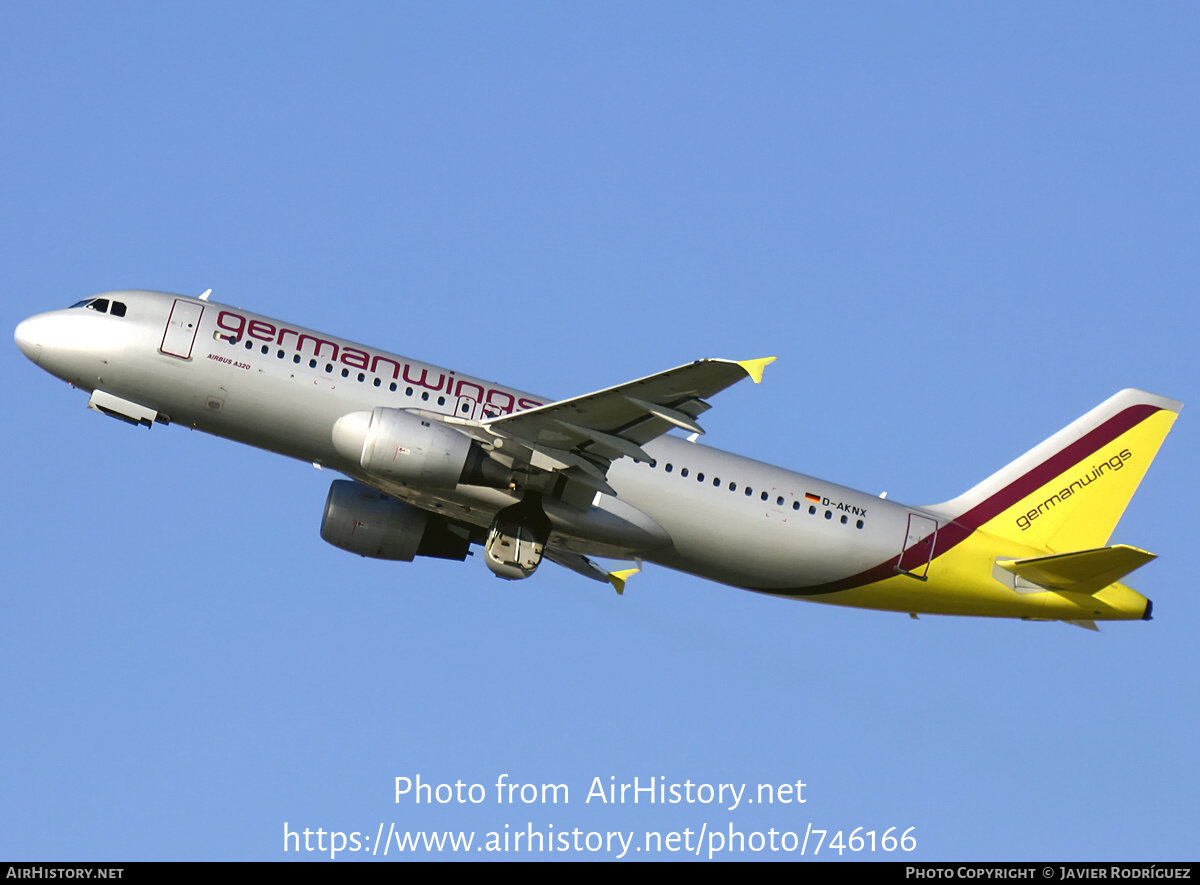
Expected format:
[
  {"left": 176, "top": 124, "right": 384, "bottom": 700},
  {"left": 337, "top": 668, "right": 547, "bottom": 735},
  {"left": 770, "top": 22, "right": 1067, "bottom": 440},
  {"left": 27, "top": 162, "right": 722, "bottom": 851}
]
[{"left": 199, "top": 289, "right": 212, "bottom": 301}]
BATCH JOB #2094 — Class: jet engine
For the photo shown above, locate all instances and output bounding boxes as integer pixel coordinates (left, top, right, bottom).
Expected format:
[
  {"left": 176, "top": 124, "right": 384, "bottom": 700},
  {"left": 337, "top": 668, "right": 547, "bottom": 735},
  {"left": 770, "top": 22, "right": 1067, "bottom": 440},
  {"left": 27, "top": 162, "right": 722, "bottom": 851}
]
[
  {"left": 320, "top": 480, "right": 471, "bottom": 561},
  {"left": 332, "top": 407, "right": 510, "bottom": 489}
]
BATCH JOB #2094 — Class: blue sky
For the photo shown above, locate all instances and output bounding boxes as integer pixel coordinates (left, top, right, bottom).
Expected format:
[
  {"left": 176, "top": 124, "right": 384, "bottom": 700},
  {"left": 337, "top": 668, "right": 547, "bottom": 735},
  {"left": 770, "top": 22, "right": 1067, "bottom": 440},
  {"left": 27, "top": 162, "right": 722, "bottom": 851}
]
[{"left": 2, "top": 2, "right": 1197, "bottom": 861}]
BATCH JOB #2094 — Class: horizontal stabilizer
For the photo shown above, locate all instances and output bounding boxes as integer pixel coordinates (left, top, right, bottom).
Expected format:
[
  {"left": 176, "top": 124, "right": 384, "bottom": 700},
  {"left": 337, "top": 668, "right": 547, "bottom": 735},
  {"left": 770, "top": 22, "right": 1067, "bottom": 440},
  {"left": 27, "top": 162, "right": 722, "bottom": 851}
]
[{"left": 998, "top": 545, "right": 1156, "bottom": 595}]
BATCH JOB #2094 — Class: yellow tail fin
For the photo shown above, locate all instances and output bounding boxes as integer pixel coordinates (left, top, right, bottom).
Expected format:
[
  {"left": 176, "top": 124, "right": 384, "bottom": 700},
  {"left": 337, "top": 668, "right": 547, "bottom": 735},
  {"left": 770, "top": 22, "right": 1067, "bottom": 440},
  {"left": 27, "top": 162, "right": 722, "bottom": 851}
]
[{"left": 932, "top": 390, "right": 1181, "bottom": 552}]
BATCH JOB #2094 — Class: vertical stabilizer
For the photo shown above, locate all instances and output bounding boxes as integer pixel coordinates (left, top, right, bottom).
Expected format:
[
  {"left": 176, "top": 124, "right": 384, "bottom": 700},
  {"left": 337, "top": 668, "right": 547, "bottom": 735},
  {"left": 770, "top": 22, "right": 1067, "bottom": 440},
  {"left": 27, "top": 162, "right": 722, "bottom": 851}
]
[{"left": 930, "top": 390, "right": 1181, "bottom": 552}]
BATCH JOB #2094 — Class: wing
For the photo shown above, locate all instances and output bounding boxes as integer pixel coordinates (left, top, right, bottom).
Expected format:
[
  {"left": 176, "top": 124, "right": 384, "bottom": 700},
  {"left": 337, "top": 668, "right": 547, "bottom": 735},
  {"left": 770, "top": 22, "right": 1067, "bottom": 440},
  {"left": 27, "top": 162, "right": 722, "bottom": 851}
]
[{"left": 442, "top": 357, "right": 775, "bottom": 500}]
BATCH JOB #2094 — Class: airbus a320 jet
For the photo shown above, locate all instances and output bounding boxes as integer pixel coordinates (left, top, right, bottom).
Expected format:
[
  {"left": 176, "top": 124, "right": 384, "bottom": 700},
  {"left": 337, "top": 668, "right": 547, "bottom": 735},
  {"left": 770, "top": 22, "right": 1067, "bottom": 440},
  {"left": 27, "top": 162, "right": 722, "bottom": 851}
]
[{"left": 15, "top": 291, "right": 1181, "bottom": 628}]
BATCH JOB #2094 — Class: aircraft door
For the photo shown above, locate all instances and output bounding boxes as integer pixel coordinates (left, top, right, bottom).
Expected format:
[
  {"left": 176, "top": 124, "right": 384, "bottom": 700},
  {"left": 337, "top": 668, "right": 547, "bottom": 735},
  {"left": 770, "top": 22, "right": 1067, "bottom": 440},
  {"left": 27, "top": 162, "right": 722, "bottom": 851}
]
[
  {"left": 456, "top": 395, "right": 483, "bottom": 420},
  {"left": 160, "top": 299, "right": 205, "bottom": 359},
  {"left": 896, "top": 513, "right": 938, "bottom": 579}
]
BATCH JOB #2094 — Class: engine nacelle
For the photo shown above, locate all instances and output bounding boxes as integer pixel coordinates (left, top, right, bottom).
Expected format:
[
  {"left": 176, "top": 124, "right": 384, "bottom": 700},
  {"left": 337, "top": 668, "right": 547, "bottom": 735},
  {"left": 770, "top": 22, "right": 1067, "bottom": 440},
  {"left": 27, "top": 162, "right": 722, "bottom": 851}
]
[
  {"left": 332, "top": 407, "right": 510, "bottom": 489},
  {"left": 332, "top": 407, "right": 471, "bottom": 488},
  {"left": 320, "top": 480, "right": 470, "bottom": 561}
]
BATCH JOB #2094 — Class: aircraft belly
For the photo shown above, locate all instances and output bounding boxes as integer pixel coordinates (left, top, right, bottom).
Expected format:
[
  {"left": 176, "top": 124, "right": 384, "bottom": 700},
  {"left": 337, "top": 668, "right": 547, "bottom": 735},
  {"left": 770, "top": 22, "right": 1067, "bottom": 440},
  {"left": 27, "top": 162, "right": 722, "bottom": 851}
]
[
  {"left": 647, "top": 518, "right": 886, "bottom": 590},
  {"left": 542, "top": 495, "right": 670, "bottom": 555}
]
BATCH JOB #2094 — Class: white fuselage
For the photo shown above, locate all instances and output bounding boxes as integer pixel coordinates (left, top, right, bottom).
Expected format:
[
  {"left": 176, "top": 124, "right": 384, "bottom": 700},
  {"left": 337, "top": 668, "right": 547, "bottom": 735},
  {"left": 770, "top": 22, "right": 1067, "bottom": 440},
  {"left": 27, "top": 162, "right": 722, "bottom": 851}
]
[{"left": 15, "top": 290, "right": 919, "bottom": 599}]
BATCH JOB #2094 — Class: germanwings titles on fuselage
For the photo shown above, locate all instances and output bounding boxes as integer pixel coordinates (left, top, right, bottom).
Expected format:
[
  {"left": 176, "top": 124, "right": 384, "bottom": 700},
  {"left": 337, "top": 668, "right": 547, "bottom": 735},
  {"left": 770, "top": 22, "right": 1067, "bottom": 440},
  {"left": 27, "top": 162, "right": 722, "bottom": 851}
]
[{"left": 14, "top": 291, "right": 1182, "bottom": 628}]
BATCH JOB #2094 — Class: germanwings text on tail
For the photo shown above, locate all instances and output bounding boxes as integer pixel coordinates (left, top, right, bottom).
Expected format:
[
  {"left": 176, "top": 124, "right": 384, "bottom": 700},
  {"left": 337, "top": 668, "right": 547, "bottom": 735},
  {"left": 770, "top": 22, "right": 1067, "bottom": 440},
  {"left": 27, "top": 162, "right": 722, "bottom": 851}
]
[{"left": 15, "top": 291, "right": 1182, "bottom": 629}]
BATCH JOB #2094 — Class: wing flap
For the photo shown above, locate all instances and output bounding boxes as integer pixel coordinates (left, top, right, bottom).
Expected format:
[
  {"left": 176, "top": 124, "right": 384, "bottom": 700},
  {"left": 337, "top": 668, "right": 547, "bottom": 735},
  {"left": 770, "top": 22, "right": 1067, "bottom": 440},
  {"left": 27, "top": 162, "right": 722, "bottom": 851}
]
[{"left": 623, "top": 397, "right": 708, "bottom": 436}]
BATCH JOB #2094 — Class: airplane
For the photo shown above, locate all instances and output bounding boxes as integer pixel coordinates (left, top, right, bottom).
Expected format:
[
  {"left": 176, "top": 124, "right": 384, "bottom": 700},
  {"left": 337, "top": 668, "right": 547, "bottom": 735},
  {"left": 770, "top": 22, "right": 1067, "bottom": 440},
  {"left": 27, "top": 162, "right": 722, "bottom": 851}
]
[{"left": 14, "top": 290, "right": 1182, "bottom": 628}]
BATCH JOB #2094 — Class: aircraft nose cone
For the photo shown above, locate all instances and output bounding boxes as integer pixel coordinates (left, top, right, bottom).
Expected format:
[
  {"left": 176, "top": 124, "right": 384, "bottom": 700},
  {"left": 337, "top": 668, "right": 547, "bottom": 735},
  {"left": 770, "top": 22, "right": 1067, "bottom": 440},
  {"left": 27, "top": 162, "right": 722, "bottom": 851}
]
[{"left": 14, "top": 316, "right": 44, "bottom": 365}]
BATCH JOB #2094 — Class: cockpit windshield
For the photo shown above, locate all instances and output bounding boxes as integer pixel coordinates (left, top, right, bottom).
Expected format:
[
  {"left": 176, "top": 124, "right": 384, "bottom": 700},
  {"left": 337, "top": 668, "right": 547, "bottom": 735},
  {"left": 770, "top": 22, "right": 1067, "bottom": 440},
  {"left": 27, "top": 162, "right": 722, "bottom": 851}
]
[{"left": 68, "top": 297, "right": 127, "bottom": 317}]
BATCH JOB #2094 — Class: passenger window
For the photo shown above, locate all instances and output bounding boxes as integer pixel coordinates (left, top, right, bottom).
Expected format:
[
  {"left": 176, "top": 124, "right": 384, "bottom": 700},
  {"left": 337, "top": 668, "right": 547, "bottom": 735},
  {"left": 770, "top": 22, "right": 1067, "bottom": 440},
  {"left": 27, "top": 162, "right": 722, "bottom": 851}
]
[
  {"left": 697, "top": 473, "right": 704, "bottom": 482},
  {"left": 681, "top": 468, "right": 689, "bottom": 478}
]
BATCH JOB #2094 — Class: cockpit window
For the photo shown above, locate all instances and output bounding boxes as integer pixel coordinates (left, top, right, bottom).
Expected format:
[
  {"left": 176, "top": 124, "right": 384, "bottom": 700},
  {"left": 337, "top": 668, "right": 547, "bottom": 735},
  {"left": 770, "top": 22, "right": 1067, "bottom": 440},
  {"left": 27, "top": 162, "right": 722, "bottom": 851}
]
[{"left": 71, "top": 297, "right": 126, "bottom": 316}]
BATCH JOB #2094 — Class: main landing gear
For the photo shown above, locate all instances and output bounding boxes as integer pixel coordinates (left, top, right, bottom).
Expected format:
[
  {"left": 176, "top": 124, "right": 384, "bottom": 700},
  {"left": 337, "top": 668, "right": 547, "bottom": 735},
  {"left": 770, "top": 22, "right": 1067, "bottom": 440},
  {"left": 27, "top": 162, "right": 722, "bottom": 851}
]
[{"left": 484, "top": 493, "right": 553, "bottom": 581}]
